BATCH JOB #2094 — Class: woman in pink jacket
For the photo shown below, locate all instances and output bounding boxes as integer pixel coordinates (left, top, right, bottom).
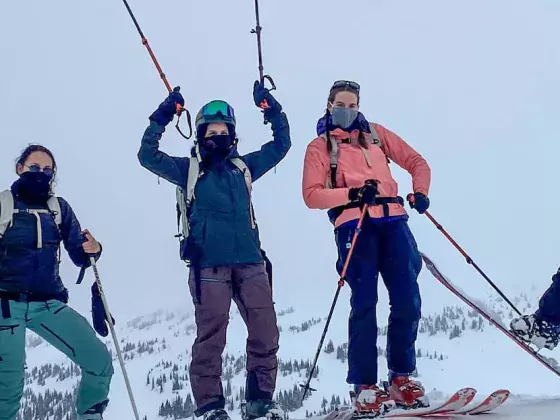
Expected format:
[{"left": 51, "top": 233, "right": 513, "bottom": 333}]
[{"left": 302, "top": 80, "right": 431, "bottom": 414}]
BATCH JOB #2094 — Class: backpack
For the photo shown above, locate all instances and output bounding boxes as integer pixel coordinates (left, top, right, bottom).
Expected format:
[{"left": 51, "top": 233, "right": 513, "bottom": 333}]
[
  {"left": 321, "top": 123, "right": 403, "bottom": 224},
  {"left": 320, "top": 122, "right": 389, "bottom": 189},
  {"left": 175, "top": 153, "right": 254, "bottom": 263},
  {"left": 0, "top": 189, "right": 89, "bottom": 290},
  {"left": 0, "top": 189, "right": 62, "bottom": 247}
]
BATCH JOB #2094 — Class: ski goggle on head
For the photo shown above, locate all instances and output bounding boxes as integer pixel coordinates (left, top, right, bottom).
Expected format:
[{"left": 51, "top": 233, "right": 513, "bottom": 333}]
[
  {"left": 330, "top": 80, "right": 360, "bottom": 94},
  {"left": 195, "top": 100, "right": 236, "bottom": 128}
]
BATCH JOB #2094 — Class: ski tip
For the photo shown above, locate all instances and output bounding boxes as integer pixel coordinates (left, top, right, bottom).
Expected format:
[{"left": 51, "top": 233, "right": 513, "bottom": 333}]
[
  {"left": 462, "top": 387, "right": 477, "bottom": 404},
  {"left": 492, "top": 389, "right": 510, "bottom": 403}
]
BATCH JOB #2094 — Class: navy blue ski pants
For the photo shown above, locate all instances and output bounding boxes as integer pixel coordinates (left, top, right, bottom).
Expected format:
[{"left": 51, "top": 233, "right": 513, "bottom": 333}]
[
  {"left": 335, "top": 216, "right": 422, "bottom": 386},
  {"left": 536, "top": 268, "right": 560, "bottom": 324}
]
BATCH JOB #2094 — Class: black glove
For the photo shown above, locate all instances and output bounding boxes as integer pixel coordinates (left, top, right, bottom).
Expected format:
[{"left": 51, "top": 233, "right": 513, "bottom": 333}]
[
  {"left": 91, "top": 282, "right": 115, "bottom": 337},
  {"left": 149, "top": 86, "right": 185, "bottom": 127},
  {"left": 348, "top": 180, "right": 380, "bottom": 206},
  {"left": 253, "top": 80, "right": 282, "bottom": 119},
  {"left": 408, "top": 192, "right": 430, "bottom": 214}
]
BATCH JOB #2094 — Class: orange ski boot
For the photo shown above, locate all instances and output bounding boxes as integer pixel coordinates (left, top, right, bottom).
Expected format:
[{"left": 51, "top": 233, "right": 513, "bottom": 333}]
[
  {"left": 387, "top": 376, "right": 429, "bottom": 409},
  {"left": 352, "top": 385, "right": 395, "bottom": 417}
]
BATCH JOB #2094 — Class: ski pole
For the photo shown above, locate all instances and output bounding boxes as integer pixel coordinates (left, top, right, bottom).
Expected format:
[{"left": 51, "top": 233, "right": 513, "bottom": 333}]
[
  {"left": 120, "top": 0, "right": 193, "bottom": 139},
  {"left": 300, "top": 204, "right": 369, "bottom": 402},
  {"left": 250, "top": 0, "right": 276, "bottom": 123},
  {"left": 89, "top": 255, "right": 141, "bottom": 420},
  {"left": 406, "top": 194, "right": 522, "bottom": 316}
]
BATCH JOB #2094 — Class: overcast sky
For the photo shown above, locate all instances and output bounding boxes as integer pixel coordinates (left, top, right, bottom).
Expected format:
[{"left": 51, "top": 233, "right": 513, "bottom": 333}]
[{"left": 1, "top": 0, "right": 559, "bottom": 321}]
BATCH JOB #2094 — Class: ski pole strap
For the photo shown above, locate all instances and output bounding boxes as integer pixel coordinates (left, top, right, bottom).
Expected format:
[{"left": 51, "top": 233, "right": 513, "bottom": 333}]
[
  {"left": 175, "top": 107, "right": 193, "bottom": 139},
  {"left": 76, "top": 265, "right": 87, "bottom": 284}
]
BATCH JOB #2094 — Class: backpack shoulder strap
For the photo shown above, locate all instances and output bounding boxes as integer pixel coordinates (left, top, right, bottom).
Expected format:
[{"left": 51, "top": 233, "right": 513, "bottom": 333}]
[
  {"left": 176, "top": 156, "right": 201, "bottom": 240},
  {"left": 318, "top": 133, "right": 339, "bottom": 189},
  {"left": 0, "top": 189, "right": 15, "bottom": 238},
  {"left": 369, "top": 123, "right": 381, "bottom": 146},
  {"left": 230, "top": 157, "right": 252, "bottom": 193},
  {"left": 230, "top": 157, "right": 256, "bottom": 229},
  {"left": 369, "top": 123, "right": 389, "bottom": 163},
  {"left": 185, "top": 157, "right": 200, "bottom": 205},
  {"left": 47, "top": 196, "right": 62, "bottom": 228}
]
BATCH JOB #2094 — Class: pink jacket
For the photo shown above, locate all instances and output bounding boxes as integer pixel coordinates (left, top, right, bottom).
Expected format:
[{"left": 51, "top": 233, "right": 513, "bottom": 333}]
[{"left": 302, "top": 122, "right": 431, "bottom": 227}]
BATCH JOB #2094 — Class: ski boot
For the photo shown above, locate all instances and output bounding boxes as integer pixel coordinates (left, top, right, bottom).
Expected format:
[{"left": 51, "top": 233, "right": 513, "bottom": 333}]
[
  {"left": 510, "top": 313, "right": 560, "bottom": 350},
  {"left": 77, "top": 399, "right": 109, "bottom": 420},
  {"left": 203, "top": 409, "right": 231, "bottom": 420},
  {"left": 384, "top": 376, "right": 429, "bottom": 409},
  {"left": 240, "top": 399, "right": 284, "bottom": 419},
  {"left": 350, "top": 385, "right": 395, "bottom": 418}
]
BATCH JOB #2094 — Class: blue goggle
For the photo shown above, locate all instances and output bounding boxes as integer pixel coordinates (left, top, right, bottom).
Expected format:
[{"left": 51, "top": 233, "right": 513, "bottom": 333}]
[{"left": 196, "top": 100, "right": 236, "bottom": 126}]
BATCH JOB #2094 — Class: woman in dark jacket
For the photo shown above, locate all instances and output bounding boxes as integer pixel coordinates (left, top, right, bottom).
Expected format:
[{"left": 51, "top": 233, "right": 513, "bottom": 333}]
[
  {"left": 0, "top": 145, "right": 113, "bottom": 420},
  {"left": 138, "top": 81, "right": 291, "bottom": 420}
]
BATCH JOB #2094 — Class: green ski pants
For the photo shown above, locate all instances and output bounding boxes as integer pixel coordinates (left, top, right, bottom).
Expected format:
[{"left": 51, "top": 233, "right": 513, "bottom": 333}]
[{"left": 0, "top": 299, "right": 113, "bottom": 420}]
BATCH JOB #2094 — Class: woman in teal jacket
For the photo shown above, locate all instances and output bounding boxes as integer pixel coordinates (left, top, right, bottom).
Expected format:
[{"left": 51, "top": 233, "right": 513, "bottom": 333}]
[{"left": 138, "top": 81, "right": 291, "bottom": 420}]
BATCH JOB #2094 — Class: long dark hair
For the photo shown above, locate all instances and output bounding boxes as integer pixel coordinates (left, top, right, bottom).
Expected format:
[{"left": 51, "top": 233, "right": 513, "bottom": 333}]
[
  {"left": 15, "top": 144, "right": 57, "bottom": 180},
  {"left": 326, "top": 86, "right": 369, "bottom": 153}
]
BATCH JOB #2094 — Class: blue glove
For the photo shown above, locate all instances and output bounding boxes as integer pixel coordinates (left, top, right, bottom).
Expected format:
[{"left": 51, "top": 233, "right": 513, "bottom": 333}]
[
  {"left": 91, "top": 282, "right": 115, "bottom": 337},
  {"left": 408, "top": 192, "right": 430, "bottom": 214},
  {"left": 253, "top": 81, "right": 282, "bottom": 117},
  {"left": 149, "top": 86, "right": 185, "bottom": 127}
]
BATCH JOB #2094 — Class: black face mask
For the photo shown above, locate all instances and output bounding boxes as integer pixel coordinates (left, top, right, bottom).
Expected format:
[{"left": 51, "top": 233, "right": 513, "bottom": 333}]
[
  {"left": 201, "top": 134, "right": 235, "bottom": 160},
  {"left": 11, "top": 171, "right": 53, "bottom": 205}
]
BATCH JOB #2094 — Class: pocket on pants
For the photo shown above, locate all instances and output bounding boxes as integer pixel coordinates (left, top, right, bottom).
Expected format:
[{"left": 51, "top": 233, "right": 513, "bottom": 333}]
[
  {"left": 235, "top": 265, "right": 273, "bottom": 310},
  {"left": 0, "top": 323, "right": 22, "bottom": 362},
  {"left": 188, "top": 267, "right": 232, "bottom": 305}
]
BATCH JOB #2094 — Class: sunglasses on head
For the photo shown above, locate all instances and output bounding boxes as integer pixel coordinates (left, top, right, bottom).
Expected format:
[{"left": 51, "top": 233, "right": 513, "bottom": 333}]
[
  {"left": 331, "top": 80, "right": 360, "bottom": 92},
  {"left": 26, "top": 164, "right": 54, "bottom": 176}
]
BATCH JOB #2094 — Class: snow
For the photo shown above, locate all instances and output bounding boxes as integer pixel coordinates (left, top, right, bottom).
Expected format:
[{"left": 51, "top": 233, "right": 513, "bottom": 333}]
[
  {"left": 21, "top": 278, "right": 560, "bottom": 420},
  {"left": 3, "top": 1, "right": 560, "bottom": 418}
]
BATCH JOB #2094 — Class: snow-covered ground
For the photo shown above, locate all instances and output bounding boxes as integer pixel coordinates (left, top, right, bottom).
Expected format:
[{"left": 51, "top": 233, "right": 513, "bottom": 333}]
[{"left": 20, "top": 263, "right": 560, "bottom": 420}]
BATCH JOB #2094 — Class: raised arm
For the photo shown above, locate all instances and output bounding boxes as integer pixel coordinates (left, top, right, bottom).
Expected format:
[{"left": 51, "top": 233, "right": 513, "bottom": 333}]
[
  {"left": 137, "top": 121, "right": 189, "bottom": 187},
  {"left": 137, "top": 87, "right": 190, "bottom": 188}
]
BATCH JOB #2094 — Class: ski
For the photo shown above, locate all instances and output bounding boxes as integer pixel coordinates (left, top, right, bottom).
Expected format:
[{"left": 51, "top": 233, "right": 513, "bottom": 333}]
[
  {"left": 420, "top": 252, "right": 560, "bottom": 380},
  {"left": 314, "top": 388, "right": 476, "bottom": 419},
  {"left": 452, "top": 389, "right": 510, "bottom": 415},
  {"left": 380, "top": 387, "right": 476, "bottom": 418}
]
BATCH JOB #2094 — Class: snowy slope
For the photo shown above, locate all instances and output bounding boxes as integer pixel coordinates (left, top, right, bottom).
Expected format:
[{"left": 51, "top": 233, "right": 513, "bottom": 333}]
[{"left": 17, "top": 268, "right": 560, "bottom": 420}]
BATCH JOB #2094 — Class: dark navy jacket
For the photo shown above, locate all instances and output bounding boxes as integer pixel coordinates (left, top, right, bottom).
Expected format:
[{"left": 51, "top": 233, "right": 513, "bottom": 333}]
[
  {"left": 0, "top": 194, "right": 101, "bottom": 298},
  {"left": 138, "top": 111, "right": 291, "bottom": 268}
]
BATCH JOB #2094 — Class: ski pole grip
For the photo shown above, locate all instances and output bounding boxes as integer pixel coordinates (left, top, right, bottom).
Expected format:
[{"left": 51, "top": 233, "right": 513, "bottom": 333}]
[{"left": 406, "top": 193, "right": 415, "bottom": 207}]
